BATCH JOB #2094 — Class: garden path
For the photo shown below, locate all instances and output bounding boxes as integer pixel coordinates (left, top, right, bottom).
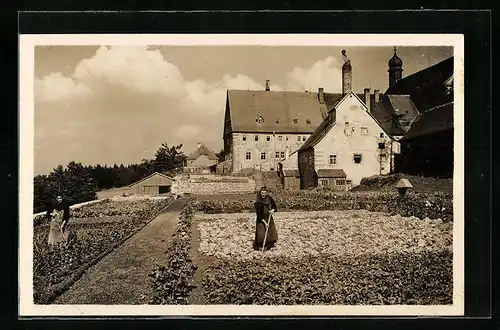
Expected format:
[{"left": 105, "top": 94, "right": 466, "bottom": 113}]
[{"left": 53, "top": 197, "right": 190, "bottom": 304}]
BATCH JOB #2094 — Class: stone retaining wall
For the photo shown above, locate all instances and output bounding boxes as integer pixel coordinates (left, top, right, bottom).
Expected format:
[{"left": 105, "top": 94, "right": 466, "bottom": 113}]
[{"left": 172, "top": 175, "right": 256, "bottom": 195}]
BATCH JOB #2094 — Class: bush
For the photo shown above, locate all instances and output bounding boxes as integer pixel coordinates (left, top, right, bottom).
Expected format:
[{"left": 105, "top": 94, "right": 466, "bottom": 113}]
[
  {"left": 356, "top": 174, "right": 403, "bottom": 190},
  {"left": 190, "top": 190, "right": 453, "bottom": 222}
]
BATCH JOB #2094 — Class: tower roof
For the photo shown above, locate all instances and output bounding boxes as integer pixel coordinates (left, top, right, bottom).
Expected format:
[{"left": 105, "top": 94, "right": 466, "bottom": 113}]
[{"left": 388, "top": 46, "right": 403, "bottom": 68}]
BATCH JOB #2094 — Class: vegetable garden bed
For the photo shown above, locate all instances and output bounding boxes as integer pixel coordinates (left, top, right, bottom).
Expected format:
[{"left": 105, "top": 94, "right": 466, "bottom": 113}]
[
  {"left": 33, "top": 197, "right": 173, "bottom": 304},
  {"left": 191, "top": 208, "right": 453, "bottom": 305},
  {"left": 190, "top": 190, "right": 453, "bottom": 222}
]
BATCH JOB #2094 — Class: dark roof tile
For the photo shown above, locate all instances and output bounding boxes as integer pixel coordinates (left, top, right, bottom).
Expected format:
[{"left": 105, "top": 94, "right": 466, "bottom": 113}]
[
  {"left": 401, "top": 102, "right": 453, "bottom": 140},
  {"left": 385, "top": 57, "right": 454, "bottom": 111},
  {"left": 227, "top": 90, "right": 342, "bottom": 134},
  {"left": 283, "top": 169, "right": 300, "bottom": 177},
  {"left": 187, "top": 143, "right": 218, "bottom": 161},
  {"left": 316, "top": 169, "right": 347, "bottom": 178}
]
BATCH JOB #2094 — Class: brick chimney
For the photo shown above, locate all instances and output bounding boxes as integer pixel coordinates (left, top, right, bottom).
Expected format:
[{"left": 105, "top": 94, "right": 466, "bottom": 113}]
[
  {"left": 364, "top": 88, "right": 371, "bottom": 112},
  {"left": 265, "top": 79, "right": 270, "bottom": 91},
  {"left": 318, "top": 87, "right": 325, "bottom": 104},
  {"left": 341, "top": 50, "right": 352, "bottom": 95},
  {"left": 374, "top": 89, "right": 380, "bottom": 103}
]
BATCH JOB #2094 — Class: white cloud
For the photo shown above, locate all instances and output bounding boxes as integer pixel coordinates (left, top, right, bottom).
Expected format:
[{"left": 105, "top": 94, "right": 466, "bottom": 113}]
[
  {"left": 72, "top": 46, "right": 186, "bottom": 97},
  {"left": 286, "top": 56, "right": 343, "bottom": 93},
  {"left": 34, "top": 46, "right": 348, "bottom": 173},
  {"left": 35, "top": 72, "right": 92, "bottom": 102}
]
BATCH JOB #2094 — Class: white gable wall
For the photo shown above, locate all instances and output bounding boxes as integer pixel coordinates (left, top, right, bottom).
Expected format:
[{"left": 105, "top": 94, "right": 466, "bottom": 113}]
[
  {"left": 315, "top": 93, "right": 393, "bottom": 186},
  {"left": 279, "top": 151, "right": 299, "bottom": 169}
]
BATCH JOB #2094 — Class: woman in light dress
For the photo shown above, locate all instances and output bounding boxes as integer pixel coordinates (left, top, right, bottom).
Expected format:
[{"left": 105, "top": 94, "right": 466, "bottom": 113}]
[{"left": 46, "top": 195, "right": 71, "bottom": 246}]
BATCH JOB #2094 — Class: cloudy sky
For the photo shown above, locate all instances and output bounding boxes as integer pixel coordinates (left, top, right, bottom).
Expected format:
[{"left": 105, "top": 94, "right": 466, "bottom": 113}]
[{"left": 34, "top": 45, "right": 453, "bottom": 175}]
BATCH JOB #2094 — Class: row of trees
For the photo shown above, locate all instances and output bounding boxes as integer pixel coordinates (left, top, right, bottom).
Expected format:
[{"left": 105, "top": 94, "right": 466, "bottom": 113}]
[{"left": 34, "top": 143, "right": 187, "bottom": 213}]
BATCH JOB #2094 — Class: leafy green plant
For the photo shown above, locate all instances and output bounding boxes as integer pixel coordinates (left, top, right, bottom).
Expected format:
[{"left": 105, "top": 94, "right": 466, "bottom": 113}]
[
  {"left": 149, "top": 207, "right": 196, "bottom": 305},
  {"left": 33, "top": 198, "right": 172, "bottom": 304},
  {"left": 202, "top": 250, "right": 453, "bottom": 305}
]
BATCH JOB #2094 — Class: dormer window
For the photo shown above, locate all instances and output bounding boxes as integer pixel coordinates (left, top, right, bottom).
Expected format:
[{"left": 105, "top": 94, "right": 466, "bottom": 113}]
[
  {"left": 306, "top": 119, "right": 311, "bottom": 124},
  {"left": 293, "top": 119, "right": 298, "bottom": 124},
  {"left": 275, "top": 119, "right": 280, "bottom": 124},
  {"left": 256, "top": 116, "right": 264, "bottom": 125}
]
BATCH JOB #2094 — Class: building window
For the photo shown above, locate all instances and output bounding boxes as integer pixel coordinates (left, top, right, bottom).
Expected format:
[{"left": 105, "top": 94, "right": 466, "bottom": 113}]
[
  {"left": 293, "top": 119, "right": 298, "bottom": 124},
  {"left": 345, "top": 122, "right": 349, "bottom": 127},
  {"left": 267, "top": 136, "right": 271, "bottom": 141},
  {"left": 261, "top": 152, "right": 266, "bottom": 160},
  {"left": 380, "top": 154, "right": 387, "bottom": 162},
  {"left": 380, "top": 133, "right": 384, "bottom": 138},
  {"left": 286, "top": 136, "right": 289, "bottom": 141},
  {"left": 319, "top": 179, "right": 328, "bottom": 187},
  {"left": 275, "top": 152, "right": 280, "bottom": 159},
  {"left": 246, "top": 152, "right": 252, "bottom": 160},
  {"left": 361, "top": 127, "right": 368, "bottom": 135},
  {"left": 297, "top": 136, "right": 301, "bottom": 142},
  {"left": 329, "top": 154, "right": 337, "bottom": 165},
  {"left": 278, "top": 136, "right": 283, "bottom": 141},
  {"left": 303, "top": 136, "right": 307, "bottom": 141},
  {"left": 242, "top": 135, "right": 247, "bottom": 141},
  {"left": 378, "top": 142, "right": 386, "bottom": 149},
  {"left": 280, "top": 151, "right": 285, "bottom": 158},
  {"left": 354, "top": 154, "right": 362, "bottom": 164},
  {"left": 336, "top": 179, "right": 346, "bottom": 186},
  {"left": 255, "top": 135, "right": 259, "bottom": 141},
  {"left": 346, "top": 180, "right": 352, "bottom": 185}
]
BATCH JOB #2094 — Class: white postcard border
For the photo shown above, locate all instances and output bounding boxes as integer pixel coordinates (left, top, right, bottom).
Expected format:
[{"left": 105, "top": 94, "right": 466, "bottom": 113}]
[{"left": 19, "top": 33, "right": 465, "bottom": 316}]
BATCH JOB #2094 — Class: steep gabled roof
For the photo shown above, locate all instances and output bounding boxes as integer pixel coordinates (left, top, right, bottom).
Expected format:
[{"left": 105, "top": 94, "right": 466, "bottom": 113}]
[
  {"left": 400, "top": 102, "right": 454, "bottom": 141},
  {"left": 226, "top": 90, "right": 348, "bottom": 134},
  {"left": 298, "top": 92, "right": 397, "bottom": 153},
  {"left": 128, "top": 172, "right": 175, "bottom": 188},
  {"left": 297, "top": 112, "right": 336, "bottom": 152},
  {"left": 316, "top": 169, "right": 346, "bottom": 178},
  {"left": 187, "top": 143, "right": 218, "bottom": 161},
  {"left": 385, "top": 57, "right": 454, "bottom": 111},
  {"left": 369, "top": 94, "right": 419, "bottom": 136}
]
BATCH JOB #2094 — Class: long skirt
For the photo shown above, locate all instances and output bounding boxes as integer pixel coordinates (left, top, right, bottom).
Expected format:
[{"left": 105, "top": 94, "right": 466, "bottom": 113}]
[
  {"left": 48, "top": 217, "right": 69, "bottom": 246},
  {"left": 253, "top": 216, "right": 278, "bottom": 251}
]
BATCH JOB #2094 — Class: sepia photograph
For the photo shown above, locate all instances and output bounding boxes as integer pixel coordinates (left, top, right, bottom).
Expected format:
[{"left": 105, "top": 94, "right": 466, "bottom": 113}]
[{"left": 19, "top": 34, "right": 464, "bottom": 316}]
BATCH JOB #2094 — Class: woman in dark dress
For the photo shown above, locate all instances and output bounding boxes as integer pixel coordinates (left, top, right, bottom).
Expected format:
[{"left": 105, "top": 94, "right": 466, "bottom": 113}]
[
  {"left": 46, "top": 195, "right": 71, "bottom": 246},
  {"left": 253, "top": 187, "right": 278, "bottom": 251}
]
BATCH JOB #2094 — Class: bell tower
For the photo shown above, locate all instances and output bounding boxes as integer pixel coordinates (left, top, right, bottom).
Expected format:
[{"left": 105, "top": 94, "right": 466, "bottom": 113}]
[{"left": 388, "top": 46, "right": 403, "bottom": 88}]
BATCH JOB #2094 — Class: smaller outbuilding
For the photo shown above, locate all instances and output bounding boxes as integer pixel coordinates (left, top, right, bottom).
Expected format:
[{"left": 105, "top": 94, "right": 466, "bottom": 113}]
[
  {"left": 128, "top": 172, "right": 175, "bottom": 196},
  {"left": 281, "top": 169, "right": 300, "bottom": 190}
]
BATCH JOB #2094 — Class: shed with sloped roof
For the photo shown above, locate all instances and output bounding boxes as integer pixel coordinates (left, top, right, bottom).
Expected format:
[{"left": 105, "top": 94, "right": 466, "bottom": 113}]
[{"left": 129, "top": 172, "right": 175, "bottom": 195}]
